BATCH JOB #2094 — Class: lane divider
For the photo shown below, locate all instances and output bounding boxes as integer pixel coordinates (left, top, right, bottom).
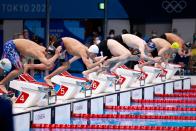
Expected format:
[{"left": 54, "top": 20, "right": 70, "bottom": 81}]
[
  {"left": 72, "top": 113, "right": 196, "bottom": 120},
  {"left": 174, "top": 89, "right": 196, "bottom": 93},
  {"left": 155, "top": 94, "right": 196, "bottom": 97},
  {"left": 105, "top": 106, "right": 196, "bottom": 111},
  {"left": 192, "top": 85, "right": 196, "bottom": 88},
  {"left": 31, "top": 124, "right": 196, "bottom": 130},
  {"left": 132, "top": 99, "right": 196, "bottom": 104}
]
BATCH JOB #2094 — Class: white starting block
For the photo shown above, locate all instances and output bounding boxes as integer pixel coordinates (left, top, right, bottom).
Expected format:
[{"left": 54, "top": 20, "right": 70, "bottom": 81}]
[
  {"left": 51, "top": 71, "right": 89, "bottom": 100},
  {"left": 9, "top": 74, "right": 52, "bottom": 108},
  {"left": 161, "top": 63, "right": 182, "bottom": 79},
  {"left": 134, "top": 65, "right": 162, "bottom": 84},
  {"left": 88, "top": 72, "right": 119, "bottom": 94},
  {"left": 115, "top": 65, "right": 141, "bottom": 89}
]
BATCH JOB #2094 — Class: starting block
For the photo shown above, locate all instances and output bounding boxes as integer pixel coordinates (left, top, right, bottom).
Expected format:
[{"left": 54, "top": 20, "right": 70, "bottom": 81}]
[
  {"left": 88, "top": 72, "right": 120, "bottom": 94},
  {"left": 161, "top": 63, "right": 182, "bottom": 79},
  {"left": 134, "top": 65, "right": 162, "bottom": 84},
  {"left": 9, "top": 73, "right": 56, "bottom": 108},
  {"left": 115, "top": 65, "right": 141, "bottom": 89},
  {"left": 51, "top": 71, "right": 89, "bottom": 100}
]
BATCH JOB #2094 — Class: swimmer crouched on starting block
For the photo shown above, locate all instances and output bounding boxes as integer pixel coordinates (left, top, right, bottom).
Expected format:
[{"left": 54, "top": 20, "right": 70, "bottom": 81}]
[
  {"left": 83, "top": 34, "right": 162, "bottom": 77},
  {"left": 0, "top": 39, "right": 62, "bottom": 94},
  {"left": 24, "top": 37, "right": 107, "bottom": 86}
]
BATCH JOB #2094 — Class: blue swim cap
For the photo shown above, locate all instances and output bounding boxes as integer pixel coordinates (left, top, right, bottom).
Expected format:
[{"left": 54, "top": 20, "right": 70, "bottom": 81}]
[{"left": 147, "top": 41, "right": 156, "bottom": 50}]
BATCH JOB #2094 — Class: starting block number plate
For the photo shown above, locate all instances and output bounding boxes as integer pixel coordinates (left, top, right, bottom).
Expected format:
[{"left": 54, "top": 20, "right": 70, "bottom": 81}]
[
  {"left": 90, "top": 97, "right": 104, "bottom": 114},
  {"left": 73, "top": 100, "right": 88, "bottom": 114},
  {"left": 154, "top": 84, "right": 164, "bottom": 94},
  {"left": 55, "top": 104, "right": 71, "bottom": 124},
  {"left": 105, "top": 94, "right": 118, "bottom": 106},
  {"left": 183, "top": 79, "right": 191, "bottom": 89},
  {"left": 120, "top": 92, "right": 131, "bottom": 106},
  {"left": 132, "top": 89, "right": 142, "bottom": 100},
  {"left": 33, "top": 108, "right": 51, "bottom": 124},
  {"left": 14, "top": 113, "right": 30, "bottom": 131},
  {"left": 144, "top": 86, "right": 154, "bottom": 100},
  {"left": 174, "top": 80, "right": 182, "bottom": 90},
  {"left": 165, "top": 82, "right": 174, "bottom": 94}
]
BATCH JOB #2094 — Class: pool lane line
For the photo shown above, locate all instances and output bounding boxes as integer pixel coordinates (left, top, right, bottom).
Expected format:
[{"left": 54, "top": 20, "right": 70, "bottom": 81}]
[{"left": 31, "top": 124, "right": 196, "bottom": 130}]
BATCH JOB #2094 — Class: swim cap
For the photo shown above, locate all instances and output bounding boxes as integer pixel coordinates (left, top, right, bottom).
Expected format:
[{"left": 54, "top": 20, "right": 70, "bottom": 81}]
[
  {"left": 88, "top": 45, "right": 99, "bottom": 54},
  {"left": 46, "top": 45, "right": 56, "bottom": 55},
  {"left": 147, "top": 41, "right": 156, "bottom": 50},
  {"left": 0, "top": 58, "right": 12, "bottom": 72},
  {"left": 171, "top": 42, "right": 180, "bottom": 49}
]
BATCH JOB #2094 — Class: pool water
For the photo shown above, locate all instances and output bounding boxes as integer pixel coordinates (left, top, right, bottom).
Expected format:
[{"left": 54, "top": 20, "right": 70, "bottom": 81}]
[{"left": 71, "top": 118, "right": 196, "bottom": 127}]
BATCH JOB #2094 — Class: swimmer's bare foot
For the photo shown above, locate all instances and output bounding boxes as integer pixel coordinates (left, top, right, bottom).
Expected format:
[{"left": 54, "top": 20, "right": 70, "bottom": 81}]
[
  {"left": 0, "top": 84, "right": 8, "bottom": 94},
  {"left": 44, "top": 77, "right": 54, "bottom": 87},
  {"left": 82, "top": 71, "right": 88, "bottom": 78},
  {"left": 23, "top": 64, "right": 29, "bottom": 73},
  {"left": 11, "top": 96, "right": 17, "bottom": 103}
]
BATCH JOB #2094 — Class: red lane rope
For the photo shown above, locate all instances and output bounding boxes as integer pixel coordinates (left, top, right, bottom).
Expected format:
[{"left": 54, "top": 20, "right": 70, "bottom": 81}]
[
  {"left": 175, "top": 89, "right": 196, "bottom": 93},
  {"left": 155, "top": 94, "right": 196, "bottom": 97},
  {"left": 31, "top": 124, "right": 196, "bottom": 130},
  {"left": 132, "top": 99, "right": 196, "bottom": 104},
  {"left": 192, "top": 85, "right": 196, "bottom": 88},
  {"left": 72, "top": 113, "right": 196, "bottom": 120},
  {"left": 105, "top": 106, "right": 196, "bottom": 111}
]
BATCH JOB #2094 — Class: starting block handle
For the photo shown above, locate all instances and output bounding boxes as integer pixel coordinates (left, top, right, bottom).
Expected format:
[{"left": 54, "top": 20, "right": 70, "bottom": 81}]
[
  {"left": 138, "top": 72, "right": 147, "bottom": 86},
  {"left": 179, "top": 68, "right": 184, "bottom": 78}
]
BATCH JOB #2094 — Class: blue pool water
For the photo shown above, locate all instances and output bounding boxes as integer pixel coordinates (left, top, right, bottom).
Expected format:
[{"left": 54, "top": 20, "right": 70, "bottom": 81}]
[
  {"left": 104, "top": 109, "right": 196, "bottom": 116},
  {"left": 129, "top": 102, "right": 196, "bottom": 108},
  {"left": 155, "top": 97, "right": 196, "bottom": 100},
  {"left": 71, "top": 118, "right": 196, "bottom": 127}
]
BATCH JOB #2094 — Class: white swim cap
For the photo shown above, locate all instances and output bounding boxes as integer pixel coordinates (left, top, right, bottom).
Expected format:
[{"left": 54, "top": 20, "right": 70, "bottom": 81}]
[
  {"left": 0, "top": 58, "right": 12, "bottom": 72},
  {"left": 88, "top": 45, "right": 99, "bottom": 54}
]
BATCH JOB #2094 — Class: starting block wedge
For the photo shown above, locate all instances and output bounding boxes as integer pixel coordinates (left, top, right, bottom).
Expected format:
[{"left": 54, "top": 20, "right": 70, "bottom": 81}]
[
  {"left": 161, "top": 63, "right": 182, "bottom": 79},
  {"left": 115, "top": 66, "right": 141, "bottom": 89},
  {"left": 51, "top": 72, "right": 89, "bottom": 100},
  {"left": 88, "top": 72, "right": 119, "bottom": 94},
  {"left": 134, "top": 65, "right": 162, "bottom": 84},
  {"left": 9, "top": 73, "right": 55, "bottom": 108}
]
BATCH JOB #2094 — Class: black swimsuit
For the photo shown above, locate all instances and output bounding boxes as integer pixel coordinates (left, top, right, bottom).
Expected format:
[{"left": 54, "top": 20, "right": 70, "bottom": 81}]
[
  {"left": 112, "top": 35, "right": 129, "bottom": 49},
  {"left": 98, "top": 40, "right": 113, "bottom": 58}
]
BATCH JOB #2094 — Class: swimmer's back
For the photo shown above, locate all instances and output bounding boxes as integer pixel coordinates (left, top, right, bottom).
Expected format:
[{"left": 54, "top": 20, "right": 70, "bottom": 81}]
[{"left": 62, "top": 37, "right": 87, "bottom": 56}]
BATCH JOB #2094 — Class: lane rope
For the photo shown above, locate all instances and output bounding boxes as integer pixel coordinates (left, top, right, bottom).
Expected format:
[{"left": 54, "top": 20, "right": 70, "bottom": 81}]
[
  {"left": 31, "top": 124, "right": 196, "bottom": 130},
  {"left": 72, "top": 113, "right": 196, "bottom": 120},
  {"left": 105, "top": 105, "right": 196, "bottom": 111}
]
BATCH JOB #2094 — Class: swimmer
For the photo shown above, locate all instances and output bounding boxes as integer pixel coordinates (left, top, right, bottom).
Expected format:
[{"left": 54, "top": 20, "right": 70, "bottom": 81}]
[
  {"left": 25, "top": 37, "right": 107, "bottom": 86},
  {"left": 160, "top": 33, "right": 185, "bottom": 56},
  {"left": 83, "top": 38, "right": 146, "bottom": 76},
  {"left": 145, "top": 37, "right": 180, "bottom": 69},
  {"left": 112, "top": 34, "right": 161, "bottom": 63},
  {"left": 0, "top": 39, "right": 62, "bottom": 94}
]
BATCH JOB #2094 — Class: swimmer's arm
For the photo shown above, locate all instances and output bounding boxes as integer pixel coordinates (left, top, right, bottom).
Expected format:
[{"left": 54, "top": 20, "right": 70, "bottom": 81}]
[
  {"left": 38, "top": 54, "right": 58, "bottom": 67},
  {"left": 45, "top": 62, "right": 70, "bottom": 79},
  {"left": 23, "top": 63, "right": 53, "bottom": 73},
  {"left": 94, "top": 56, "right": 104, "bottom": 62},
  {"left": 157, "top": 47, "right": 171, "bottom": 63},
  {"left": 81, "top": 50, "right": 107, "bottom": 69},
  {"left": 138, "top": 42, "right": 146, "bottom": 58},
  {"left": 158, "top": 47, "right": 170, "bottom": 57},
  {"left": 69, "top": 56, "right": 81, "bottom": 64},
  {"left": 82, "top": 56, "right": 107, "bottom": 69},
  {"left": 138, "top": 42, "right": 155, "bottom": 61}
]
